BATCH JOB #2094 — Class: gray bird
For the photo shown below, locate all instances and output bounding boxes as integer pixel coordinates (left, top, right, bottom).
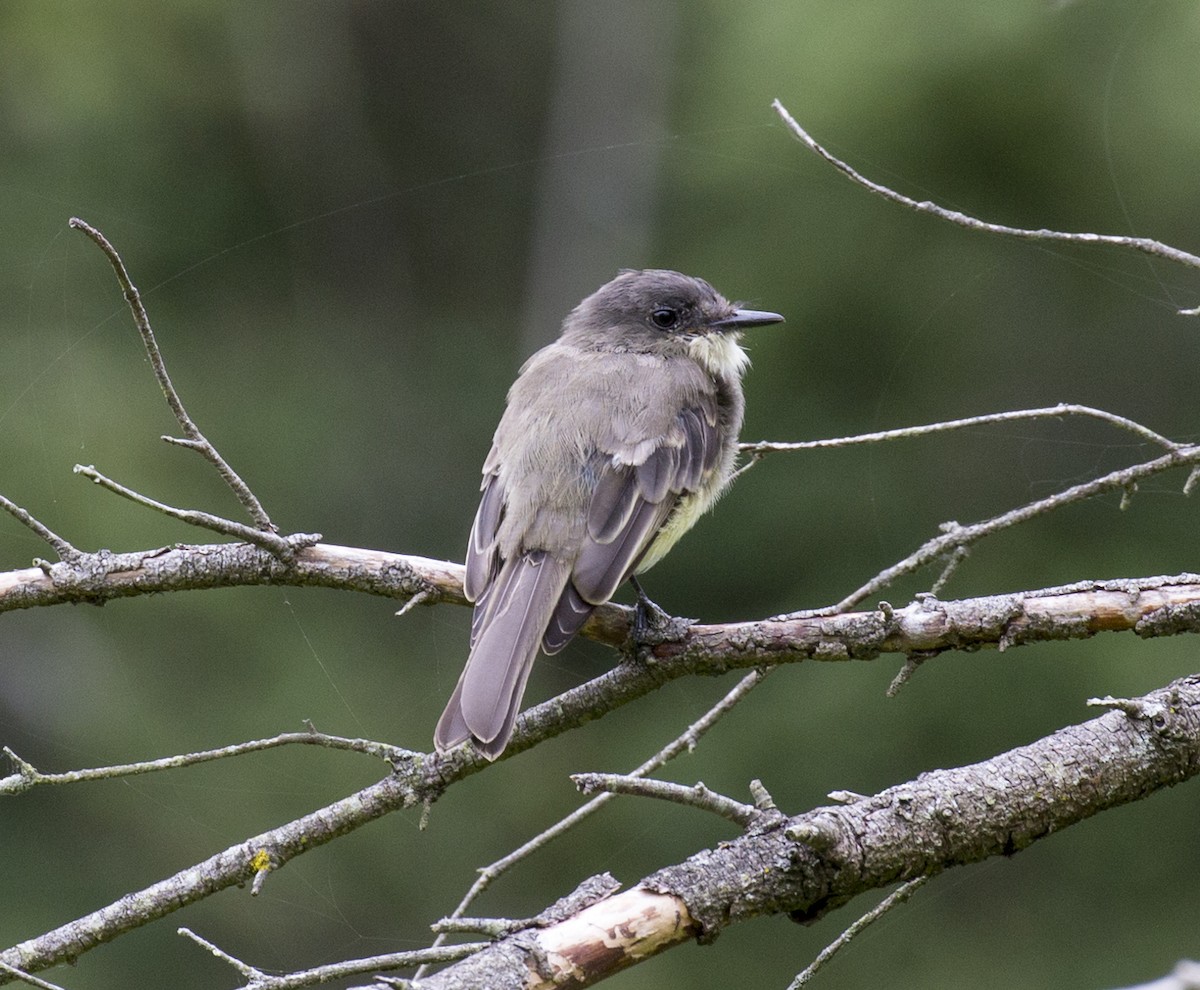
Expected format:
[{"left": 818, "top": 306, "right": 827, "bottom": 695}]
[{"left": 434, "top": 269, "right": 784, "bottom": 759}]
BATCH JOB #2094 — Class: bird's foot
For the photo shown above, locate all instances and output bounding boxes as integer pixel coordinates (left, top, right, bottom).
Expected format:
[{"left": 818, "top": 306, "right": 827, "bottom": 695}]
[{"left": 628, "top": 576, "right": 691, "bottom": 653}]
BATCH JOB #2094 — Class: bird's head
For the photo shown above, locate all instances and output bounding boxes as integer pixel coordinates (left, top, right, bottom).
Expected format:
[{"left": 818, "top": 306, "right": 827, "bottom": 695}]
[{"left": 561, "top": 269, "right": 784, "bottom": 375}]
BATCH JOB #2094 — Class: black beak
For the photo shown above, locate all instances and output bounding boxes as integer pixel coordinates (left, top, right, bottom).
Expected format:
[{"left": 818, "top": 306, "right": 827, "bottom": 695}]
[{"left": 710, "top": 308, "right": 786, "bottom": 330}]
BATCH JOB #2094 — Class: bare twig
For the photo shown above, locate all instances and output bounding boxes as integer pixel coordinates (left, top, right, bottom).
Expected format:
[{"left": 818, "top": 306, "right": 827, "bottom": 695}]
[
  {"left": 68, "top": 218, "right": 278, "bottom": 530},
  {"left": 177, "top": 928, "right": 261, "bottom": 980},
  {"left": 72, "top": 464, "right": 317, "bottom": 559},
  {"left": 429, "top": 874, "right": 622, "bottom": 939},
  {"left": 735, "top": 400, "right": 1199, "bottom": 620},
  {"left": 739, "top": 402, "right": 1181, "bottom": 458},
  {"left": 0, "top": 962, "right": 68, "bottom": 990},
  {"left": 394, "top": 587, "right": 433, "bottom": 618},
  {"left": 429, "top": 916, "right": 528, "bottom": 937},
  {"left": 571, "top": 773, "right": 762, "bottom": 827},
  {"left": 771, "top": 100, "right": 1200, "bottom": 292},
  {"left": 177, "top": 926, "right": 488, "bottom": 990},
  {"left": 787, "top": 876, "right": 930, "bottom": 988},
  {"left": 1, "top": 730, "right": 410, "bottom": 796},
  {"left": 0, "top": 496, "right": 79, "bottom": 561}
]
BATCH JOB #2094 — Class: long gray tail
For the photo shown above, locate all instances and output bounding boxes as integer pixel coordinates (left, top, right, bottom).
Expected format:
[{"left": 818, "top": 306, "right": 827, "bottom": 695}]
[{"left": 434, "top": 550, "right": 571, "bottom": 759}]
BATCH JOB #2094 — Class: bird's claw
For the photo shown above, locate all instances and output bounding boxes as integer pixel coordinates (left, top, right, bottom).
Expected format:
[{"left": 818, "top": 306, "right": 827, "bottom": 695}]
[{"left": 629, "top": 576, "right": 691, "bottom": 652}]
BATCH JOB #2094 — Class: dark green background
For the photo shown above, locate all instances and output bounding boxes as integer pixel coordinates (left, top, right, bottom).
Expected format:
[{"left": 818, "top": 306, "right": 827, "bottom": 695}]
[{"left": 2, "top": 2, "right": 1198, "bottom": 987}]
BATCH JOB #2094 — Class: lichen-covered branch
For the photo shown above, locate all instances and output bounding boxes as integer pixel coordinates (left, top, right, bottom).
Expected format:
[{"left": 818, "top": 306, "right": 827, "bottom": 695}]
[
  {"left": 4, "top": 540, "right": 1200, "bottom": 736},
  {"left": 391, "top": 673, "right": 1200, "bottom": 990},
  {"left": 0, "top": 771, "right": 420, "bottom": 981}
]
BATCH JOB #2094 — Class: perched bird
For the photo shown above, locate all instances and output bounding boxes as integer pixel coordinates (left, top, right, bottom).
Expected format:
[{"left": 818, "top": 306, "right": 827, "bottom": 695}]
[{"left": 435, "top": 269, "right": 784, "bottom": 758}]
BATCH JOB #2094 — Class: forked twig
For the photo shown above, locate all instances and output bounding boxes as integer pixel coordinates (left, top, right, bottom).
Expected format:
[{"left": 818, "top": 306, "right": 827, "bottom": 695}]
[
  {"left": 571, "top": 773, "right": 762, "bottom": 827},
  {"left": 0, "top": 496, "right": 79, "bottom": 561},
  {"left": 68, "top": 218, "right": 277, "bottom": 532},
  {"left": 176, "top": 926, "right": 488, "bottom": 990},
  {"left": 811, "top": 441, "right": 1200, "bottom": 617},
  {"left": 1, "top": 730, "right": 409, "bottom": 796},
  {"left": 72, "top": 464, "right": 314, "bottom": 558},
  {"left": 753, "top": 110, "right": 1200, "bottom": 635},
  {"left": 771, "top": 100, "right": 1200, "bottom": 294}
]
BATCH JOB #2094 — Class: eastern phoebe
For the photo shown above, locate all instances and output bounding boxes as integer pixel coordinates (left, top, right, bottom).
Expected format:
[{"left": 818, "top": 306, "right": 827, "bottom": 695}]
[{"left": 435, "top": 269, "right": 784, "bottom": 758}]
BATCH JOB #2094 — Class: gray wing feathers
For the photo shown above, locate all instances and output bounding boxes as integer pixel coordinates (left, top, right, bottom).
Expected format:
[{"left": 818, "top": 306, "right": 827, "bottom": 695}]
[
  {"left": 572, "top": 402, "right": 719, "bottom": 604},
  {"left": 435, "top": 550, "right": 571, "bottom": 759},
  {"left": 437, "top": 399, "right": 721, "bottom": 758},
  {"left": 586, "top": 463, "right": 641, "bottom": 544},
  {"left": 542, "top": 581, "right": 593, "bottom": 655},
  {"left": 573, "top": 496, "right": 673, "bottom": 604},
  {"left": 464, "top": 471, "right": 504, "bottom": 603},
  {"left": 680, "top": 407, "right": 715, "bottom": 488},
  {"left": 636, "top": 442, "right": 680, "bottom": 504}
]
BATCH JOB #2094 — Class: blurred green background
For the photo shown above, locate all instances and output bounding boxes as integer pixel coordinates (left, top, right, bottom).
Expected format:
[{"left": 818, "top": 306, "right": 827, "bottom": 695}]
[{"left": 2, "top": 2, "right": 1199, "bottom": 987}]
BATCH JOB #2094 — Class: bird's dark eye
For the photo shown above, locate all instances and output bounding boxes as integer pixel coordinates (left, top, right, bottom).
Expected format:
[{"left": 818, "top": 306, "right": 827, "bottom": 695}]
[{"left": 650, "top": 306, "right": 680, "bottom": 330}]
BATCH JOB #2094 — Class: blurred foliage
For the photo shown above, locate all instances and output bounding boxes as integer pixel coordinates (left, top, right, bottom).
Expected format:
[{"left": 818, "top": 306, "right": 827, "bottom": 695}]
[{"left": 1, "top": 1, "right": 1199, "bottom": 988}]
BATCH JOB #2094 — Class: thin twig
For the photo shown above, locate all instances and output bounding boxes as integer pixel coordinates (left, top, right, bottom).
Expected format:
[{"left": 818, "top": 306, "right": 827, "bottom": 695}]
[
  {"left": 739, "top": 403, "right": 1181, "bottom": 458},
  {"left": 429, "top": 916, "right": 530, "bottom": 937},
  {"left": 1, "top": 731, "right": 410, "bottom": 797},
  {"left": 771, "top": 100, "right": 1200, "bottom": 292},
  {"left": 786, "top": 876, "right": 930, "bottom": 988},
  {"left": 68, "top": 218, "right": 278, "bottom": 530},
  {"left": 178, "top": 926, "right": 488, "bottom": 990},
  {"left": 571, "top": 773, "right": 761, "bottom": 828},
  {"left": 72, "top": 464, "right": 317, "bottom": 560},
  {"left": 0, "top": 496, "right": 79, "bottom": 561},
  {"left": 177, "top": 928, "right": 261, "bottom": 979},
  {"left": 394, "top": 588, "right": 433, "bottom": 618},
  {"left": 0, "top": 962, "right": 68, "bottom": 990}
]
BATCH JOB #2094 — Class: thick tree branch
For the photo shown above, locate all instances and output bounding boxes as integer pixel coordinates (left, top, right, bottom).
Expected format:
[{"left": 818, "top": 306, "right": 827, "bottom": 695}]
[
  {"left": 384, "top": 673, "right": 1200, "bottom": 990},
  {"left": 0, "top": 541, "right": 465, "bottom": 616},
  {"left": 15, "top": 569, "right": 1194, "bottom": 981},
  {"left": 4, "top": 539, "right": 1200, "bottom": 661},
  {"left": 499, "top": 573, "right": 1200, "bottom": 758}
]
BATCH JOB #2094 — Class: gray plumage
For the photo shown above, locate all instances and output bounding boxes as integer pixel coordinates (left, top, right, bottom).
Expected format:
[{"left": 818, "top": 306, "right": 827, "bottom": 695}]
[{"left": 434, "top": 269, "right": 784, "bottom": 759}]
